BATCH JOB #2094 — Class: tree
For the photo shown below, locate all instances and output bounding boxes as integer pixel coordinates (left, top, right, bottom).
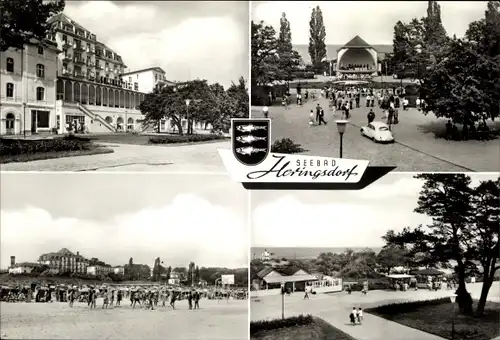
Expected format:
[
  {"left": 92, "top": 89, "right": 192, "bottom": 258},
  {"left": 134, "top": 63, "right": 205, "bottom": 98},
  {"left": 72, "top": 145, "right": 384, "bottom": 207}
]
[
  {"left": 0, "top": 0, "right": 65, "bottom": 52},
  {"left": 251, "top": 20, "right": 279, "bottom": 86},
  {"left": 413, "top": 174, "right": 475, "bottom": 314},
  {"left": 277, "top": 13, "right": 302, "bottom": 83},
  {"left": 308, "top": 6, "right": 327, "bottom": 72},
  {"left": 469, "top": 178, "right": 499, "bottom": 316},
  {"left": 128, "top": 257, "right": 133, "bottom": 266},
  {"left": 420, "top": 37, "right": 500, "bottom": 125},
  {"left": 139, "top": 80, "right": 239, "bottom": 135},
  {"left": 195, "top": 265, "right": 200, "bottom": 284},
  {"left": 226, "top": 77, "right": 249, "bottom": 119},
  {"left": 376, "top": 245, "right": 408, "bottom": 274},
  {"left": 423, "top": 0, "right": 448, "bottom": 55},
  {"left": 166, "top": 266, "right": 172, "bottom": 282},
  {"left": 187, "top": 262, "right": 196, "bottom": 286}
]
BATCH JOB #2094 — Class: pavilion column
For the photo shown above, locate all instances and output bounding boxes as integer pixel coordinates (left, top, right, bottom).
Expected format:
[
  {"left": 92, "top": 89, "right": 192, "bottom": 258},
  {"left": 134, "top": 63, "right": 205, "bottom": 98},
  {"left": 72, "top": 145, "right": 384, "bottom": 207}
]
[{"left": 293, "top": 282, "right": 295, "bottom": 292}]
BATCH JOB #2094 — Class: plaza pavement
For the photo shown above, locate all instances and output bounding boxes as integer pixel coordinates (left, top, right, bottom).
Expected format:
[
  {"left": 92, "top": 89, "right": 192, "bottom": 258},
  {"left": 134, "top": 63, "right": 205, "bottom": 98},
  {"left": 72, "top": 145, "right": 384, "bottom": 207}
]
[
  {"left": 0, "top": 298, "right": 247, "bottom": 340},
  {"left": 251, "top": 97, "right": 500, "bottom": 172},
  {"left": 251, "top": 282, "right": 499, "bottom": 340},
  {"left": 0, "top": 140, "right": 229, "bottom": 172}
]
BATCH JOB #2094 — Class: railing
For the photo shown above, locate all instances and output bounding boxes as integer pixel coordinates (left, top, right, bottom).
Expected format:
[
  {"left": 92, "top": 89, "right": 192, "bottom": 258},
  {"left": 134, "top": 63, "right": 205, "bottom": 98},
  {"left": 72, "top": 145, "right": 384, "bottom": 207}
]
[
  {"left": 62, "top": 54, "right": 72, "bottom": 61},
  {"left": 87, "top": 61, "right": 95, "bottom": 67},
  {"left": 77, "top": 103, "right": 116, "bottom": 132},
  {"left": 95, "top": 64, "right": 103, "bottom": 70},
  {"left": 74, "top": 45, "right": 85, "bottom": 52},
  {"left": 87, "top": 48, "right": 95, "bottom": 54},
  {"left": 74, "top": 72, "right": 86, "bottom": 79},
  {"left": 74, "top": 57, "right": 85, "bottom": 64},
  {"left": 62, "top": 40, "right": 72, "bottom": 48}
]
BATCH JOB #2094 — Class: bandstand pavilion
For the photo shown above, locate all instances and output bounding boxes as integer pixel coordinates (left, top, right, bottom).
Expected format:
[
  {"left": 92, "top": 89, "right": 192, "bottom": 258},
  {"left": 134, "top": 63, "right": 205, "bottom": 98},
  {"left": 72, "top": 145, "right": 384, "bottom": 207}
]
[{"left": 335, "top": 35, "right": 379, "bottom": 79}]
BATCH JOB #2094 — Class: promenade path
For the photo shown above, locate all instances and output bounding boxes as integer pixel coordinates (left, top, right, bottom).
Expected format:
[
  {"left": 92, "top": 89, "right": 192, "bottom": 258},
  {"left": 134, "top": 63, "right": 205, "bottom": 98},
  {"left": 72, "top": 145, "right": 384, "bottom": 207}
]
[
  {"left": 251, "top": 282, "right": 499, "bottom": 340},
  {"left": 251, "top": 95, "right": 500, "bottom": 172},
  {"left": 1, "top": 140, "right": 230, "bottom": 172}
]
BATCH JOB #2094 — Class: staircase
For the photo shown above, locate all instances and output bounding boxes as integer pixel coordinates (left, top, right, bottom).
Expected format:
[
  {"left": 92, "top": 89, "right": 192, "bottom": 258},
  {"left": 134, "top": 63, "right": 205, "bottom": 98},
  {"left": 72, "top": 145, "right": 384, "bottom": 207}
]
[{"left": 77, "top": 103, "right": 116, "bottom": 132}]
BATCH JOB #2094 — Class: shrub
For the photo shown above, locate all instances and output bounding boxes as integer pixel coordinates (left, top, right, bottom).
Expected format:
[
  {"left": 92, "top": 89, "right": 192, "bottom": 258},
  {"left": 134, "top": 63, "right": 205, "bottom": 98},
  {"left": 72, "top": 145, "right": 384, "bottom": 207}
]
[
  {"left": 366, "top": 297, "right": 450, "bottom": 315},
  {"left": 148, "top": 134, "right": 223, "bottom": 144},
  {"left": 0, "top": 137, "right": 93, "bottom": 157},
  {"left": 250, "top": 314, "right": 314, "bottom": 334},
  {"left": 271, "top": 138, "right": 305, "bottom": 154}
]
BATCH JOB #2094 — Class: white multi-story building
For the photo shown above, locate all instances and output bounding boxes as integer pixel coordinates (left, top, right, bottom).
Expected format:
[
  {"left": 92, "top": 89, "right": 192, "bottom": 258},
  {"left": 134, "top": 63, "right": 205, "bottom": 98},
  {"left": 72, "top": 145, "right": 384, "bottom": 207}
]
[
  {"left": 8, "top": 262, "right": 41, "bottom": 275},
  {"left": 1, "top": 39, "right": 60, "bottom": 135},
  {"left": 121, "top": 67, "right": 175, "bottom": 93},
  {"left": 38, "top": 248, "right": 89, "bottom": 274},
  {"left": 87, "top": 264, "right": 113, "bottom": 276}
]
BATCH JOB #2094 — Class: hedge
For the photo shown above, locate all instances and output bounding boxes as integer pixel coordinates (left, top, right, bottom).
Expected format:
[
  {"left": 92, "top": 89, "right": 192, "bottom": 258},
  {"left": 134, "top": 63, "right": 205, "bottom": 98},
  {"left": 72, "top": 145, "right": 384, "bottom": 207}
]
[
  {"left": 148, "top": 134, "right": 224, "bottom": 144},
  {"left": 250, "top": 314, "right": 314, "bottom": 334},
  {"left": 365, "top": 297, "right": 450, "bottom": 315},
  {"left": 0, "top": 136, "right": 93, "bottom": 156}
]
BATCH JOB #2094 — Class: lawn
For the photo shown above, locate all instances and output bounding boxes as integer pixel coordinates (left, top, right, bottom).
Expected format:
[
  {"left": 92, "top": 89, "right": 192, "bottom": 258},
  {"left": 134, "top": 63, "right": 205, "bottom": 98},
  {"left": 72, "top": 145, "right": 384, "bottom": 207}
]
[
  {"left": 0, "top": 136, "right": 113, "bottom": 164},
  {"left": 85, "top": 133, "right": 227, "bottom": 146},
  {"left": 251, "top": 316, "right": 355, "bottom": 340},
  {"left": 366, "top": 298, "right": 500, "bottom": 340}
]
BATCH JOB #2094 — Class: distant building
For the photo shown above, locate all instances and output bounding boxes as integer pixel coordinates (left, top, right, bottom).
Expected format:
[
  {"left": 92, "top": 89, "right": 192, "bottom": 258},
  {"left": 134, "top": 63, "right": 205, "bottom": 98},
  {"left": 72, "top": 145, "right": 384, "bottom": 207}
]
[
  {"left": 261, "top": 249, "right": 271, "bottom": 261},
  {"left": 87, "top": 264, "right": 113, "bottom": 276},
  {"left": 168, "top": 272, "right": 182, "bottom": 285},
  {"left": 38, "top": 248, "right": 89, "bottom": 274},
  {"left": 8, "top": 262, "right": 42, "bottom": 275},
  {"left": 121, "top": 67, "right": 175, "bottom": 93},
  {"left": 113, "top": 266, "right": 125, "bottom": 275}
]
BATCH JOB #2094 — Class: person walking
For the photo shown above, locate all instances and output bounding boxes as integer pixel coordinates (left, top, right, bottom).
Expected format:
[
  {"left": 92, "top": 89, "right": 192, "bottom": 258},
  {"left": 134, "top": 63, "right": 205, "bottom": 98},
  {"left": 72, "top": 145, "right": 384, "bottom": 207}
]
[
  {"left": 309, "top": 110, "right": 315, "bottom": 127},
  {"left": 357, "top": 308, "right": 363, "bottom": 324},
  {"left": 318, "top": 108, "right": 327, "bottom": 126},
  {"left": 367, "top": 109, "right": 375, "bottom": 124},
  {"left": 315, "top": 104, "right": 321, "bottom": 123},
  {"left": 349, "top": 308, "right": 357, "bottom": 325},
  {"left": 304, "top": 285, "right": 310, "bottom": 299}
]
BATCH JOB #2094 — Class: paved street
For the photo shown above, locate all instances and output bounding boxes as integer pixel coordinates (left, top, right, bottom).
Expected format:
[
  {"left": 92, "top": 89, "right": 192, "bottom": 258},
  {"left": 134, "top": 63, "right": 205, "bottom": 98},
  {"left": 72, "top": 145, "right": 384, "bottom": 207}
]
[
  {"left": 0, "top": 141, "right": 229, "bottom": 172},
  {"left": 251, "top": 282, "right": 499, "bottom": 340},
  {"left": 251, "top": 97, "right": 500, "bottom": 172}
]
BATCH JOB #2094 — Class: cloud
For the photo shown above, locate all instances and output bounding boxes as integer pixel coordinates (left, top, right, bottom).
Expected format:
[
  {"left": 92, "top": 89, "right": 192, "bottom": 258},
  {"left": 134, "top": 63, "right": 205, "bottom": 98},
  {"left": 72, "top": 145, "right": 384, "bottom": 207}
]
[
  {"left": 252, "top": 1, "right": 488, "bottom": 44},
  {"left": 64, "top": 1, "right": 248, "bottom": 87},
  {"left": 1, "top": 194, "right": 248, "bottom": 270}
]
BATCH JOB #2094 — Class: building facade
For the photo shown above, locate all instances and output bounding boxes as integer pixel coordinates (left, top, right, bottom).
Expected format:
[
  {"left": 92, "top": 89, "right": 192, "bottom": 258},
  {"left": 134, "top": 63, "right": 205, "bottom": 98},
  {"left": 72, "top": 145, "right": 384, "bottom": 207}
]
[
  {"left": 1, "top": 40, "right": 60, "bottom": 135},
  {"left": 121, "top": 67, "right": 175, "bottom": 93},
  {"left": 38, "top": 248, "right": 89, "bottom": 274},
  {"left": 113, "top": 266, "right": 125, "bottom": 275},
  {"left": 87, "top": 265, "right": 113, "bottom": 276},
  {"left": 48, "top": 13, "right": 147, "bottom": 133},
  {"left": 8, "top": 262, "right": 41, "bottom": 275}
]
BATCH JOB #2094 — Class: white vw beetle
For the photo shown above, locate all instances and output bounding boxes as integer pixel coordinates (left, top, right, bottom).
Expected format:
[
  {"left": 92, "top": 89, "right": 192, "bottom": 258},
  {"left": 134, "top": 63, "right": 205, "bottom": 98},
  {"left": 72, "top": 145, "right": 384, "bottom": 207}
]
[{"left": 360, "top": 121, "right": 395, "bottom": 143}]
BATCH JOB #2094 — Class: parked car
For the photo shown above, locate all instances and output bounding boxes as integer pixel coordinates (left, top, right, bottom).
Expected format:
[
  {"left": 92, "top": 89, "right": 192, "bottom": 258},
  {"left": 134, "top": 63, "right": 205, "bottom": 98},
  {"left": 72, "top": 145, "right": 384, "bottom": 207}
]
[{"left": 360, "top": 121, "right": 395, "bottom": 143}]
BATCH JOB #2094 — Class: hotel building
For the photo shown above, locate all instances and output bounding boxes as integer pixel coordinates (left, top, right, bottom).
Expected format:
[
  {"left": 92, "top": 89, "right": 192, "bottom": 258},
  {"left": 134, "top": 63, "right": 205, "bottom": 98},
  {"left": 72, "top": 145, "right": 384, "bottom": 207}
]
[
  {"left": 87, "top": 264, "right": 114, "bottom": 276},
  {"left": 1, "top": 13, "right": 211, "bottom": 136},
  {"left": 38, "top": 248, "right": 90, "bottom": 274}
]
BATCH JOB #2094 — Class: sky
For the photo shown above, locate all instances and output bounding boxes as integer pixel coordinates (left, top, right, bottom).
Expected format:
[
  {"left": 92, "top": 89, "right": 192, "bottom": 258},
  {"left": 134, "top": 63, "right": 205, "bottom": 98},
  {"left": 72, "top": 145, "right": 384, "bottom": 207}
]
[
  {"left": 64, "top": 1, "right": 249, "bottom": 88},
  {"left": 252, "top": 173, "right": 499, "bottom": 248},
  {"left": 0, "top": 174, "right": 248, "bottom": 270},
  {"left": 252, "top": 1, "right": 489, "bottom": 44}
]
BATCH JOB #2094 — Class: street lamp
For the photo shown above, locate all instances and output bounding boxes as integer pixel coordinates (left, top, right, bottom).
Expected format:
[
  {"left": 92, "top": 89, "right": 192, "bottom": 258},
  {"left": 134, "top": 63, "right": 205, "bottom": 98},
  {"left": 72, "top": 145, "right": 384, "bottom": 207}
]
[
  {"left": 415, "top": 44, "right": 422, "bottom": 84},
  {"left": 450, "top": 293, "right": 457, "bottom": 340},
  {"left": 336, "top": 120, "right": 348, "bottom": 158},
  {"left": 185, "top": 99, "right": 191, "bottom": 135}
]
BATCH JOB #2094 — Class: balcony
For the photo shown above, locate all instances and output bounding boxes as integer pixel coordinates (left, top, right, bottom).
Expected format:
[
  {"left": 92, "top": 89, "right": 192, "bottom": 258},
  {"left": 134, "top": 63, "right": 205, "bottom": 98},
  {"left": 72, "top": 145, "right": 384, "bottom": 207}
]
[
  {"left": 62, "top": 54, "right": 72, "bottom": 62},
  {"left": 74, "top": 57, "right": 85, "bottom": 65},
  {"left": 87, "top": 74, "right": 95, "bottom": 81},
  {"left": 74, "top": 44, "right": 85, "bottom": 52},
  {"left": 87, "top": 47, "right": 95, "bottom": 54},
  {"left": 62, "top": 40, "right": 72, "bottom": 48},
  {"left": 62, "top": 26, "right": 74, "bottom": 33},
  {"left": 74, "top": 72, "right": 86, "bottom": 79},
  {"left": 95, "top": 64, "right": 103, "bottom": 70},
  {"left": 62, "top": 69, "right": 73, "bottom": 76},
  {"left": 87, "top": 61, "right": 95, "bottom": 67}
]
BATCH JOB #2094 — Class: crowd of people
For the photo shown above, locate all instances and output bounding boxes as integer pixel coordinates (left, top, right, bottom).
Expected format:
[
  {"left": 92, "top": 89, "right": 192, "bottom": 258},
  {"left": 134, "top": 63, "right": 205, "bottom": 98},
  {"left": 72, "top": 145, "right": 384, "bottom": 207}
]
[
  {"left": 0, "top": 283, "right": 248, "bottom": 311},
  {"left": 339, "top": 64, "right": 374, "bottom": 71}
]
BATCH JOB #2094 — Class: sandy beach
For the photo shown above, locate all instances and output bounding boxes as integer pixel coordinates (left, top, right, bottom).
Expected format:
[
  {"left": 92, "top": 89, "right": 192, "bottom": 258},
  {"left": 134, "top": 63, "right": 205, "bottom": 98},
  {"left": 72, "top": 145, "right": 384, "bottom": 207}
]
[{"left": 0, "top": 298, "right": 248, "bottom": 340}]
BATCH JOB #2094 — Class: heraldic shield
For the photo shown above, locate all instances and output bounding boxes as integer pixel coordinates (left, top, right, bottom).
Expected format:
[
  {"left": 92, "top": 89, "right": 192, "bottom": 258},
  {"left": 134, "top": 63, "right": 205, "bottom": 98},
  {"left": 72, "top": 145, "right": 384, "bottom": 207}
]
[{"left": 231, "top": 118, "right": 271, "bottom": 166}]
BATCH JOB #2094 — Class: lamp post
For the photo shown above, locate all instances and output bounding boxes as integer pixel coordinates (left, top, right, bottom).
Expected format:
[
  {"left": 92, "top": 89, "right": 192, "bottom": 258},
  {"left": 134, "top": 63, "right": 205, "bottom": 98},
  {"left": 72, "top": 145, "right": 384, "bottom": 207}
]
[
  {"left": 280, "top": 281, "right": 285, "bottom": 319},
  {"left": 336, "top": 120, "right": 348, "bottom": 158},
  {"left": 185, "top": 99, "right": 191, "bottom": 135},
  {"left": 450, "top": 293, "right": 457, "bottom": 340}
]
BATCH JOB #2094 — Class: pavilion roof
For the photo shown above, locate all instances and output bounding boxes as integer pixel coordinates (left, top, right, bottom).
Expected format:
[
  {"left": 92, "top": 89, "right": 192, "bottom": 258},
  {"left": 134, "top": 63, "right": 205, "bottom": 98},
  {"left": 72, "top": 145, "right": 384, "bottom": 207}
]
[{"left": 337, "top": 35, "right": 373, "bottom": 51}]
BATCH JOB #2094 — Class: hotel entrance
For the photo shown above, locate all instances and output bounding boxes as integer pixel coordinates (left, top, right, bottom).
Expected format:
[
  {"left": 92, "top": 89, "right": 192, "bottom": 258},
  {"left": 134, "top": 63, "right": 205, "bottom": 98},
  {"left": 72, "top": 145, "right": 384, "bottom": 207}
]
[{"left": 31, "top": 110, "right": 50, "bottom": 134}]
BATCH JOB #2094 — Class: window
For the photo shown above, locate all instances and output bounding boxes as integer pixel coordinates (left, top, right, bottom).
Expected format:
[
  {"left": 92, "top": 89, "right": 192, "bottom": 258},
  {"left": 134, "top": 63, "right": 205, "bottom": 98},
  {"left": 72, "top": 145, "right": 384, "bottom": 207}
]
[
  {"left": 38, "top": 46, "right": 44, "bottom": 55},
  {"left": 6, "top": 83, "right": 14, "bottom": 97},
  {"left": 6, "top": 57, "right": 14, "bottom": 72},
  {"left": 379, "top": 126, "right": 389, "bottom": 131},
  {"left": 134, "top": 83, "right": 138, "bottom": 91},
  {"left": 129, "top": 77, "right": 132, "bottom": 82},
  {"left": 36, "top": 64, "right": 45, "bottom": 78},
  {"left": 36, "top": 87, "right": 45, "bottom": 101},
  {"left": 155, "top": 74, "right": 158, "bottom": 82}
]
